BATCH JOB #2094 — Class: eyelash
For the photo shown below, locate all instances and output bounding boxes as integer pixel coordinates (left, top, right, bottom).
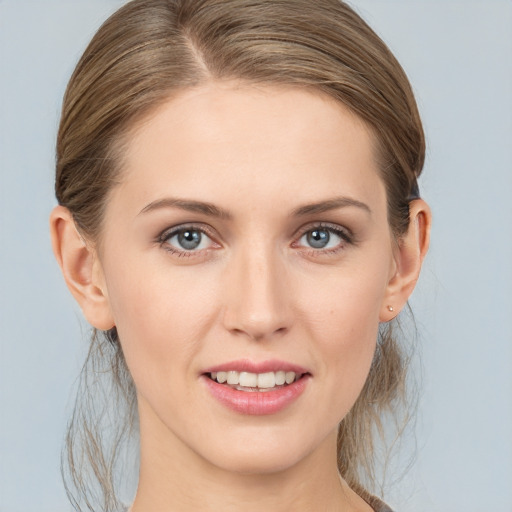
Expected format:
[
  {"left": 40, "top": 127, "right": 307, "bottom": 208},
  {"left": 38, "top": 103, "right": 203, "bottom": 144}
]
[
  {"left": 293, "top": 222, "right": 354, "bottom": 257},
  {"left": 157, "top": 222, "right": 354, "bottom": 258},
  {"left": 157, "top": 224, "right": 218, "bottom": 258}
]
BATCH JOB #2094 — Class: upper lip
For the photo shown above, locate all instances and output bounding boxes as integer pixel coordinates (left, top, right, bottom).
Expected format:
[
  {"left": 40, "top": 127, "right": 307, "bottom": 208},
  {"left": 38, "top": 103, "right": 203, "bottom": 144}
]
[{"left": 202, "top": 359, "right": 310, "bottom": 375}]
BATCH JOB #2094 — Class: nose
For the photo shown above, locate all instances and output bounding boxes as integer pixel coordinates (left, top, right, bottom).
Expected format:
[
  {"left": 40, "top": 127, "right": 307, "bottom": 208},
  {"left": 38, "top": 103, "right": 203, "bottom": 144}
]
[{"left": 222, "top": 244, "right": 293, "bottom": 341}]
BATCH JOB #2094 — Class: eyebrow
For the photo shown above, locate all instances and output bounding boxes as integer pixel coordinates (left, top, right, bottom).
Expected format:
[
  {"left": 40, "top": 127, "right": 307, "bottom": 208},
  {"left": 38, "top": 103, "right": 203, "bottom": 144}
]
[
  {"left": 292, "top": 196, "right": 372, "bottom": 216},
  {"left": 138, "top": 195, "right": 371, "bottom": 219},
  {"left": 139, "top": 198, "right": 232, "bottom": 219}
]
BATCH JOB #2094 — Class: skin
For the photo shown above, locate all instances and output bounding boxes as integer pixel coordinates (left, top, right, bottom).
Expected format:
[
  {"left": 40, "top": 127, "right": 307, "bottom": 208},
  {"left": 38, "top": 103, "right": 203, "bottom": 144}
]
[{"left": 51, "top": 82, "right": 430, "bottom": 512}]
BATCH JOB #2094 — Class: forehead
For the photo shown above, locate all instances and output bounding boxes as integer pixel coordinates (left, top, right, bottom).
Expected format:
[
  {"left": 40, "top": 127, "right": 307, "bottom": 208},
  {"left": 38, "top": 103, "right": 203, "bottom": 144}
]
[{"left": 113, "top": 81, "right": 385, "bottom": 215}]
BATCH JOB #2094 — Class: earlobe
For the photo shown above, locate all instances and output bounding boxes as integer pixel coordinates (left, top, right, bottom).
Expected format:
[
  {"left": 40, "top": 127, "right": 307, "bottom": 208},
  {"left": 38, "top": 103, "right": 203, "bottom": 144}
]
[
  {"left": 49, "top": 205, "right": 115, "bottom": 330},
  {"left": 380, "top": 199, "right": 431, "bottom": 322}
]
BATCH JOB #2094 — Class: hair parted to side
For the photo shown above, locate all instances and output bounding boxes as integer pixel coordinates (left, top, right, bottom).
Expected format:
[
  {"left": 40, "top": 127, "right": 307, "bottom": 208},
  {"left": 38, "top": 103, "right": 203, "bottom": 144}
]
[{"left": 56, "top": 0, "right": 425, "bottom": 509}]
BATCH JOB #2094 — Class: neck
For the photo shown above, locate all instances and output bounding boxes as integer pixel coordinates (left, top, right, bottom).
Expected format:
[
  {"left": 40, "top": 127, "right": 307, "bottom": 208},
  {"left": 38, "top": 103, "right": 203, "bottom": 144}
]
[{"left": 130, "top": 399, "right": 371, "bottom": 512}]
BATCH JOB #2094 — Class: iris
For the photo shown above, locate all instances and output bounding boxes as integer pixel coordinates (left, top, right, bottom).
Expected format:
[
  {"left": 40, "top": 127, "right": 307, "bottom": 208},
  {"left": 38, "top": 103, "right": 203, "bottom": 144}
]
[
  {"left": 307, "top": 229, "right": 330, "bottom": 249},
  {"left": 177, "top": 229, "right": 202, "bottom": 250}
]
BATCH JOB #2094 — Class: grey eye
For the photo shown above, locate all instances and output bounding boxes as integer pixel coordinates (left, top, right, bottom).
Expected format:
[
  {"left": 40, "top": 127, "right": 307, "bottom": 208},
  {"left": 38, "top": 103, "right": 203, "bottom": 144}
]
[
  {"left": 298, "top": 227, "right": 344, "bottom": 250},
  {"left": 167, "top": 228, "right": 211, "bottom": 251},
  {"left": 306, "top": 229, "right": 330, "bottom": 248},
  {"left": 177, "top": 229, "right": 202, "bottom": 250}
]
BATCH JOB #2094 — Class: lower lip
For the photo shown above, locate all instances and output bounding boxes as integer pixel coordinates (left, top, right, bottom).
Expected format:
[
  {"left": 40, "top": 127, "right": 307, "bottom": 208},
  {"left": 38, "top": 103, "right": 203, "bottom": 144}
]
[{"left": 202, "top": 375, "right": 310, "bottom": 415}]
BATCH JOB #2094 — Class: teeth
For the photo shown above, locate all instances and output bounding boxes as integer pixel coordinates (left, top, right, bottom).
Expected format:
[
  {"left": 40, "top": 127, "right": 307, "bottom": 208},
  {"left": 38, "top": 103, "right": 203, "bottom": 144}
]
[
  {"left": 257, "top": 372, "right": 275, "bottom": 389},
  {"left": 227, "top": 371, "right": 239, "bottom": 385},
  {"left": 239, "top": 372, "right": 258, "bottom": 387},
  {"left": 285, "top": 371, "right": 295, "bottom": 384},
  {"left": 275, "top": 371, "right": 286, "bottom": 386},
  {"left": 210, "top": 370, "right": 300, "bottom": 389}
]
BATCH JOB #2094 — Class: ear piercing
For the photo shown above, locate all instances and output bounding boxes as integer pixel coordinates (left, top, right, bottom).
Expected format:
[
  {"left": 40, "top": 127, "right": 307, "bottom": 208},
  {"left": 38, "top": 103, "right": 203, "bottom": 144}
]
[{"left": 387, "top": 305, "right": 394, "bottom": 312}]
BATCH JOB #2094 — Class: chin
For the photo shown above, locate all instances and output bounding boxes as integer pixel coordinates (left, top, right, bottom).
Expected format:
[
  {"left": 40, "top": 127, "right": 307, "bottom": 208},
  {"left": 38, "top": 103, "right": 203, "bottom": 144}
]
[
  {"left": 197, "top": 426, "right": 323, "bottom": 476},
  {"left": 209, "top": 451, "right": 303, "bottom": 476}
]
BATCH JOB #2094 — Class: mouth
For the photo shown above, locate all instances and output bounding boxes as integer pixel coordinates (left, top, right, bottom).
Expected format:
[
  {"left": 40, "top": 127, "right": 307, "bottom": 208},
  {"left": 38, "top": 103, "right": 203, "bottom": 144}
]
[
  {"left": 206, "top": 370, "right": 306, "bottom": 392},
  {"left": 201, "top": 360, "right": 311, "bottom": 414}
]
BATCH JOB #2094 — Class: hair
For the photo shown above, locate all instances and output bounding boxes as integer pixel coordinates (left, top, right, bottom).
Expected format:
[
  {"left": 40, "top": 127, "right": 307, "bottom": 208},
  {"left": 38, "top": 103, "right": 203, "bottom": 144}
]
[{"left": 55, "top": 0, "right": 425, "bottom": 510}]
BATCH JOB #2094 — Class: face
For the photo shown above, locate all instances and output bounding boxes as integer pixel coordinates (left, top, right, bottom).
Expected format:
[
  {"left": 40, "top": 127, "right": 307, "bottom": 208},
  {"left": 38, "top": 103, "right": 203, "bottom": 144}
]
[{"left": 94, "top": 83, "right": 398, "bottom": 474}]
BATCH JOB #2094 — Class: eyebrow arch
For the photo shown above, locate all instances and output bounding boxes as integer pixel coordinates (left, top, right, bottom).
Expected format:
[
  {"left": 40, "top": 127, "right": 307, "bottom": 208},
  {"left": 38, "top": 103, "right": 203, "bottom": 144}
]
[
  {"left": 139, "top": 197, "right": 232, "bottom": 219},
  {"left": 292, "top": 196, "right": 372, "bottom": 216}
]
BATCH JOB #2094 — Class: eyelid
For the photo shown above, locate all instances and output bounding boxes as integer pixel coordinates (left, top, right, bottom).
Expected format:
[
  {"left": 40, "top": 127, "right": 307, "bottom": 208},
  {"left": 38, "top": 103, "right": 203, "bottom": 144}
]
[
  {"left": 293, "top": 222, "right": 354, "bottom": 245},
  {"left": 156, "top": 221, "right": 353, "bottom": 257},
  {"left": 157, "top": 223, "right": 221, "bottom": 253},
  {"left": 158, "top": 222, "right": 216, "bottom": 241}
]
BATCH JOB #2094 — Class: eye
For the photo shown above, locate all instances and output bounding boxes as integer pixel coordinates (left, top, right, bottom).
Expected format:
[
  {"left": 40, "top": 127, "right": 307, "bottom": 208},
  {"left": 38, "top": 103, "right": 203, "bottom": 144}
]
[
  {"left": 303, "top": 228, "right": 336, "bottom": 249},
  {"left": 295, "top": 224, "right": 352, "bottom": 252},
  {"left": 160, "top": 225, "right": 216, "bottom": 254}
]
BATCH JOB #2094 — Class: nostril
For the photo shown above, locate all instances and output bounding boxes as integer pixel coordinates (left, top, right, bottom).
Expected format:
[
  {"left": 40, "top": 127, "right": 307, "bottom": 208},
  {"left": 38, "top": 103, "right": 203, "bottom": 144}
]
[{"left": 227, "top": 325, "right": 288, "bottom": 342}]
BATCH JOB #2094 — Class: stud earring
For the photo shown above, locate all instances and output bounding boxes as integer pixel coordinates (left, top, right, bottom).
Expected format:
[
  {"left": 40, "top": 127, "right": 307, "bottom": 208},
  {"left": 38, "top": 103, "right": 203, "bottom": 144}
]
[{"left": 387, "top": 305, "right": 394, "bottom": 312}]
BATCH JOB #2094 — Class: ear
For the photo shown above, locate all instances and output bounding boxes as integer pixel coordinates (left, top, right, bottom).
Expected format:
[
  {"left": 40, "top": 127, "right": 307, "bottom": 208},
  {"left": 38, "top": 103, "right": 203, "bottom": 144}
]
[
  {"left": 50, "top": 205, "right": 115, "bottom": 330},
  {"left": 380, "top": 199, "right": 431, "bottom": 322}
]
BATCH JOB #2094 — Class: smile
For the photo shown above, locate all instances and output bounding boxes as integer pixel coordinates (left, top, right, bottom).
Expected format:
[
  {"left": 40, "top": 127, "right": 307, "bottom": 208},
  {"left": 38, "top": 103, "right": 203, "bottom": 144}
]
[
  {"left": 202, "top": 362, "right": 311, "bottom": 415},
  {"left": 209, "top": 370, "right": 301, "bottom": 391}
]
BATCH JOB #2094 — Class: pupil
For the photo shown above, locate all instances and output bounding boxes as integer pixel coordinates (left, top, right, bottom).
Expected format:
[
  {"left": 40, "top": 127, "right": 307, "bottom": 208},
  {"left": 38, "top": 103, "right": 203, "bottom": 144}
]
[
  {"left": 307, "top": 229, "right": 329, "bottom": 249},
  {"left": 178, "top": 230, "right": 201, "bottom": 250}
]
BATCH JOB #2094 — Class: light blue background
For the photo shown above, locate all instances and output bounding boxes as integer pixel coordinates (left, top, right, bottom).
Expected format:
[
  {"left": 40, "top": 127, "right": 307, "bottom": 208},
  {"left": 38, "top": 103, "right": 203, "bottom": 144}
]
[{"left": 1, "top": 1, "right": 511, "bottom": 511}]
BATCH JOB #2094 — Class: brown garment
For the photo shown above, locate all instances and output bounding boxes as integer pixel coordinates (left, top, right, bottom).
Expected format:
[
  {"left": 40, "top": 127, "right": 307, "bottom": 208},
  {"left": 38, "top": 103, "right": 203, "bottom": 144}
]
[{"left": 123, "top": 494, "right": 394, "bottom": 512}]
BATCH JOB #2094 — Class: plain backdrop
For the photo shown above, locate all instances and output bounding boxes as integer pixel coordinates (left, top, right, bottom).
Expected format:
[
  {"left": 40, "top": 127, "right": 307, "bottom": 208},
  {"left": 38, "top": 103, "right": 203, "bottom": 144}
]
[{"left": 1, "top": 1, "right": 511, "bottom": 511}]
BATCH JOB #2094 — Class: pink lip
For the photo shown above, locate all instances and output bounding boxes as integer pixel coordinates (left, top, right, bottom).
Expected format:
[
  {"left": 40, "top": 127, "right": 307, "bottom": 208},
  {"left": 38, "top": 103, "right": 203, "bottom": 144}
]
[
  {"left": 202, "top": 359, "right": 309, "bottom": 375},
  {"left": 201, "top": 359, "right": 311, "bottom": 415}
]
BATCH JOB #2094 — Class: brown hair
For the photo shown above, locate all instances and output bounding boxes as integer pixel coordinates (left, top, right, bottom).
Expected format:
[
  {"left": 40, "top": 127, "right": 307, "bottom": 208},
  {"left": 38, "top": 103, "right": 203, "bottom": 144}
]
[{"left": 56, "top": 0, "right": 424, "bottom": 509}]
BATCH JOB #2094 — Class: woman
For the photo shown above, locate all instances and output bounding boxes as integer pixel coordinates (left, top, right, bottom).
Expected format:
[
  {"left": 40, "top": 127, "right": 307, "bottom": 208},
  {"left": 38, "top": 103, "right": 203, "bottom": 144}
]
[{"left": 50, "top": 0, "right": 431, "bottom": 510}]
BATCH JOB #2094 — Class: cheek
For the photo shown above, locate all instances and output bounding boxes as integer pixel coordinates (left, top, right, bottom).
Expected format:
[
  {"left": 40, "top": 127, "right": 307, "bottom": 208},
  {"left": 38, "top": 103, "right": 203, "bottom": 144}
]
[
  {"left": 298, "top": 261, "right": 389, "bottom": 404},
  {"left": 315, "top": 296, "right": 379, "bottom": 382},
  {"left": 301, "top": 261, "right": 386, "bottom": 344},
  {"left": 102, "top": 258, "right": 222, "bottom": 385}
]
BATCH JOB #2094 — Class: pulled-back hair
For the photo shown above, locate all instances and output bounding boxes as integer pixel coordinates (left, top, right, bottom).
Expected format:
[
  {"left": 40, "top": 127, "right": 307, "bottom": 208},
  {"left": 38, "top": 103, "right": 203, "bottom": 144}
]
[{"left": 56, "top": 1, "right": 424, "bottom": 510}]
